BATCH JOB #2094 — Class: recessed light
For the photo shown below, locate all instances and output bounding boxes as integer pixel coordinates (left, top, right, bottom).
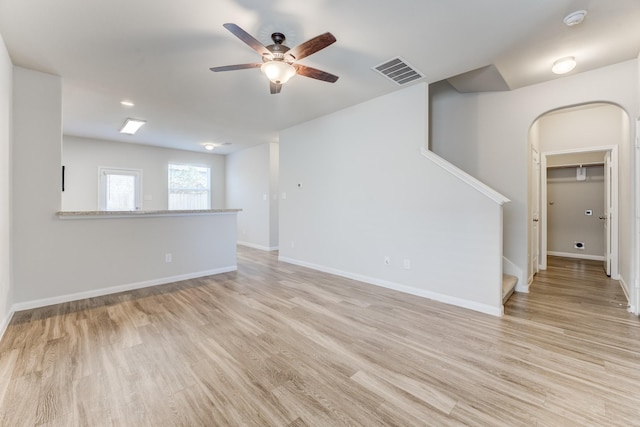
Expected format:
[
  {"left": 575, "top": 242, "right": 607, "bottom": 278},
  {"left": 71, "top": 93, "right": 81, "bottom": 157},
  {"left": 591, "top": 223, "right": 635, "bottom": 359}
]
[
  {"left": 552, "top": 57, "right": 576, "bottom": 75},
  {"left": 120, "top": 100, "right": 135, "bottom": 107},
  {"left": 563, "top": 10, "right": 587, "bottom": 27},
  {"left": 119, "top": 118, "right": 146, "bottom": 134}
]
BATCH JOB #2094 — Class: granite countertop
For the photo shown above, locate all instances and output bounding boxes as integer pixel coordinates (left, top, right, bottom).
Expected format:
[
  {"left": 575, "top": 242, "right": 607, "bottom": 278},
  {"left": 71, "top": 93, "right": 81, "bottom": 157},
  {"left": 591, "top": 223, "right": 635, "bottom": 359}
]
[{"left": 57, "top": 209, "right": 242, "bottom": 218}]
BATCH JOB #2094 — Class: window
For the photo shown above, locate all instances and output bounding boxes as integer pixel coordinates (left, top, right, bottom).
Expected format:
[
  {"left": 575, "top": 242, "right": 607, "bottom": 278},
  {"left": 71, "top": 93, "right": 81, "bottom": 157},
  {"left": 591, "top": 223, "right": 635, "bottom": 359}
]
[
  {"left": 168, "top": 163, "right": 211, "bottom": 210},
  {"left": 98, "top": 168, "right": 142, "bottom": 211}
]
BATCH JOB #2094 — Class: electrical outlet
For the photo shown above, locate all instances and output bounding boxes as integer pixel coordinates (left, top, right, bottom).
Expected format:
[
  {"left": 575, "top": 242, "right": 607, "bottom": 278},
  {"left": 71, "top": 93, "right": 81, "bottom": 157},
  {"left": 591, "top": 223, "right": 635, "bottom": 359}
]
[
  {"left": 384, "top": 256, "right": 391, "bottom": 265},
  {"left": 165, "top": 253, "right": 172, "bottom": 262}
]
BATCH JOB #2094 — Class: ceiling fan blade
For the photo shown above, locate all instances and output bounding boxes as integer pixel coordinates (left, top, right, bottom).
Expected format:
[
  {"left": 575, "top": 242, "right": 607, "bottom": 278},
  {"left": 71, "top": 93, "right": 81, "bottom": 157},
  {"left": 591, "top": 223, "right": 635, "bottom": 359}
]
[
  {"left": 270, "top": 82, "right": 282, "bottom": 94},
  {"left": 210, "top": 63, "right": 262, "bottom": 72},
  {"left": 295, "top": 64, "right": 339, "bottom": 83},
  {"left": 223, "top": 23, "right": 271, "bottom": 57},
  {"left": 286, "top": 32, "right": 336, "bottom": 61}
]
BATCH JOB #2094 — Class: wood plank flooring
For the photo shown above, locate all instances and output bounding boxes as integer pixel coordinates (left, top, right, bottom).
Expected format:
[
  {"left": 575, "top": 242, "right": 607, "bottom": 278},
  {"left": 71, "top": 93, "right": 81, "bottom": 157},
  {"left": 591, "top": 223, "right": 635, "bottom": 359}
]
[{"left": 0, "top": 250, "right": 639, "bottom": 426}]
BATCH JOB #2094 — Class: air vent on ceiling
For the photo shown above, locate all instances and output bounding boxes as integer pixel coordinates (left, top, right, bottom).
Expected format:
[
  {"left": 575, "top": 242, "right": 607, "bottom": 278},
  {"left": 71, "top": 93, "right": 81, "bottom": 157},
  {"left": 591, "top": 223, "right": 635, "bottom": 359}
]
[{"left": 373, "top": 57, "right": 424, "bottom": 85}]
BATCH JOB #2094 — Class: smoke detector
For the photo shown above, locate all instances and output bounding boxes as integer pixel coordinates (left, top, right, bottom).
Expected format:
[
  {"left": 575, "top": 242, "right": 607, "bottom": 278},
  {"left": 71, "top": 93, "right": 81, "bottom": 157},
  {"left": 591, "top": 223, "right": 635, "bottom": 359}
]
[{"left": 563, "top": 10, "right": 587, "bottom": 27}]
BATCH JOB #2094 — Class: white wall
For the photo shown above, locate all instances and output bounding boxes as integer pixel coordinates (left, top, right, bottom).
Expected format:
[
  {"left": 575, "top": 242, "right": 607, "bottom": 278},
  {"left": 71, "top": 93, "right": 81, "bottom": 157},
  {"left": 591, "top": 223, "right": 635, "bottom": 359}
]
[
  {"left": 431, "top": 59, "right": 638, "bottom": 307},
  {"left": 12, "top": 67, "right": 63, "bottom": 302},
  {"left": 547, "top": 166, "right": 605, "bottom": 258},
  {"left": 12, "top": 67, "right": 237, "bottom": 306},
  {"left": 537, "top": 104, "right": 626, "bottom": 152},
  {"left": 62, "top": 136, "right": 226, "bottom": 211},
  {"left": 225, "top": 142, "right": 279, "bottom": 251},
  {"left": 0, "top": 33, "right": 13, "bottom": 333},
  {"left": 280, "top": 83, "right": 505, "bottom": 315},
  {"left": 269, "top": 143, "right": 279, "bottom": 249},
  {"left": 429, "top": 80, "right": 479, "bottom": 172},
  {"left": 636, "top": 53, "right": 640, "bottom": 313}
]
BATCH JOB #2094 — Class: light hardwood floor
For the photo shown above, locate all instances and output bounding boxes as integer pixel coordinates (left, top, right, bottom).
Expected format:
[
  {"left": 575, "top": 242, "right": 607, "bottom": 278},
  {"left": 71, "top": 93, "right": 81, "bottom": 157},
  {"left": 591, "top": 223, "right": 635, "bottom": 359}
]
[{"left": 0, "top": 249, "right": 639, "bottom": 426}]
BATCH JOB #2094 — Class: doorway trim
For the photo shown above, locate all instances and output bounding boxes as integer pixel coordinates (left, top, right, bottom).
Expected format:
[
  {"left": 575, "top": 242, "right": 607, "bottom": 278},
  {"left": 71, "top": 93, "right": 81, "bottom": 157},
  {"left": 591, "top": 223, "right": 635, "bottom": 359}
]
[{"left": 540, "top": 145, "right": 619, "bottom": 279}]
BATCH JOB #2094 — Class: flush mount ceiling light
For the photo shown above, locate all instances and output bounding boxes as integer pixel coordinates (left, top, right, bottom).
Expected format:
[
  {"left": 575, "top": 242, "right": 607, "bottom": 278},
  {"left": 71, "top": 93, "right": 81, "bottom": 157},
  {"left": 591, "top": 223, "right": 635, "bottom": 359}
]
[
  {"left": 119, "top": 118, "right": 146, "bottom": 135},
  {"left": 203, "top": 143, "right": 216, "bottom": 151},
  {"left": 552, "top": 57, "right": 576, "bottom": 75},
  {"left": 120, "top": 100, "right": 134, "bottom": 107},
  {"left": 563, "top": 10, "right": 587, "bottom": 27},
  {"left": 261, "top": 60, "right": 296, "bottom": 84}
]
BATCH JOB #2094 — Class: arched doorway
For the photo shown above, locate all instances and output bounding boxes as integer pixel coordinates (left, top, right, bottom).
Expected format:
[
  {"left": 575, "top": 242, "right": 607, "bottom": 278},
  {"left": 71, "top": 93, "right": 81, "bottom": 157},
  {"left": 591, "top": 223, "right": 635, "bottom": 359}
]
[{"left": 528, "top": 103, "right": 628, "bottom": 284}]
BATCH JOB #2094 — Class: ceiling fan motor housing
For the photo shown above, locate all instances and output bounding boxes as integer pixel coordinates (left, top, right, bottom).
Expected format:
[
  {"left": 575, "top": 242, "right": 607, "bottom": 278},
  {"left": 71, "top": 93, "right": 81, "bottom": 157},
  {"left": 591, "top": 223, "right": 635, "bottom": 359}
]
[
  {"left": 271, "top": 32, "right": 286, "bottom": 44},
  {"left": 266, "top": 33, "right": 291, "bottom": 60}
]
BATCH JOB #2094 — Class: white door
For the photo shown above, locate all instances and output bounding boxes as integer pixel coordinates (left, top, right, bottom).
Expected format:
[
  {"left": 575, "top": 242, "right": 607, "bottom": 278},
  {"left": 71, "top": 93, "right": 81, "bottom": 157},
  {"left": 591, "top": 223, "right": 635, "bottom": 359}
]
[
  {"left": 531, "top": 148, "right": 540, "bottom": 277},
  {"left": 98, "top": 167, "right": 142, "bottom": 211},
  {"left": 603, "top": 151, "right": 612, "bottom": 276}
]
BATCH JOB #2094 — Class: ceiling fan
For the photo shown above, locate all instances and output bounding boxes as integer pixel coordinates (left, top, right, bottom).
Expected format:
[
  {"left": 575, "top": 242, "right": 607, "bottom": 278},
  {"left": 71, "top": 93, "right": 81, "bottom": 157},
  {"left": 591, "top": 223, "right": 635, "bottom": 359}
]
[{"left": 210, "top": 23, "right": 339, "bottom": 94}]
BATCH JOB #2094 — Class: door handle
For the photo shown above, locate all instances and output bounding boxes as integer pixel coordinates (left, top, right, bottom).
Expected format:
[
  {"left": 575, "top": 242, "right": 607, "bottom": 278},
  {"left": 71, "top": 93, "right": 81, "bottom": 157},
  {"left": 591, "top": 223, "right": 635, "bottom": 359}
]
[
  {"left": 532, "top": 218, "right": 539, "bottom": 222},
  {"left": 599, "top": 216, "right": 606, "bottom": 220}
]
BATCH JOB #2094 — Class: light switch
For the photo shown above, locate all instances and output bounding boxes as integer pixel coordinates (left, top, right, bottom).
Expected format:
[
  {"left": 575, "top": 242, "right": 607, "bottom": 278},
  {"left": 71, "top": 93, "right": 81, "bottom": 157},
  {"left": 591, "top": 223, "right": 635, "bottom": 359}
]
[{"left": 585, "top": 209, "right": 592, "bottom": 216}]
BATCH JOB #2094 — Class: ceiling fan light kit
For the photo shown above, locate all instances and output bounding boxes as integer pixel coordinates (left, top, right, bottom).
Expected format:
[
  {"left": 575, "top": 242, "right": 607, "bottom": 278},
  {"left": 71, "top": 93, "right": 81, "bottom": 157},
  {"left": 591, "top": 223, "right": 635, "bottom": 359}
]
[
  {"left": 261, "top": 61, "right": 296, "bottom": 84},
  {"left": 210, "top": 23, "right": 338, "bottom": 94}
]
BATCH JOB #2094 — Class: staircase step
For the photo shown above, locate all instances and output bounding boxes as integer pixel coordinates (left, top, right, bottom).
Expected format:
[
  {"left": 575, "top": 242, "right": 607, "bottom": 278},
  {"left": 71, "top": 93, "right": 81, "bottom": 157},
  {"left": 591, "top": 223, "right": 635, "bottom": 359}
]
[{"left": 502, "top": 274, "right": 518, "bottom": 303}]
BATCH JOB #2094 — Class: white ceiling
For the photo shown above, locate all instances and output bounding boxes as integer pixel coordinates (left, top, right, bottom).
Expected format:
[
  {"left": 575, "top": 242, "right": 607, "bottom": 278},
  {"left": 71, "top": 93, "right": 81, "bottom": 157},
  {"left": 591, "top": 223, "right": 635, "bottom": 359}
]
[{"left": 1, "top": 0, "right": 639, "bottom": 155}]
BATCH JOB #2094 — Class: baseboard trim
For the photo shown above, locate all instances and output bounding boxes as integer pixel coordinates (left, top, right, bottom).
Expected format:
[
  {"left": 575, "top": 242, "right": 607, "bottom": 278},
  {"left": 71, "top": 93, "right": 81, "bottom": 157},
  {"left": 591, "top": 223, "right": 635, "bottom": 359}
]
[
  {"left": 11, "top": 266, "right": 237, "bottom": 313},
  {"left": 237, "top": 241, "right": 279, "bottom": 252},
  {"left": 278, "top": 256, "right": 503, "bottom": 317},
  {"left": 0, "top": 309, "right": 15, "bottom": 342},
  {"left": 619, "top": 276, "right": 631, "bottom": 305},
  {"left": 525, "top": 275, "right": 534, "bottom": 293},
  {"left": 547, "top": 251, "right": 605, "bottom": 261}
]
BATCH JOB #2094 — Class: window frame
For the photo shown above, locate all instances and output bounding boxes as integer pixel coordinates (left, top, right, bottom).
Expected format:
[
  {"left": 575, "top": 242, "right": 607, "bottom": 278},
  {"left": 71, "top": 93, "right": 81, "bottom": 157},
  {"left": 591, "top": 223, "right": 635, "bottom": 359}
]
[
  {"left": 167, "top": 162, "right": 212, "bottom": 210},
  {"left": 98, "top": 167, "right": 143, "bottom": 211}
]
